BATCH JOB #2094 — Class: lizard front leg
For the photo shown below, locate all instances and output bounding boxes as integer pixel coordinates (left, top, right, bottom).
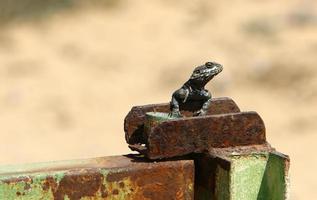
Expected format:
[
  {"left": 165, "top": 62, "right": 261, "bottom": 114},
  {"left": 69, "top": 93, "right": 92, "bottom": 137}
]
[
  {"left": 169, "top": 88, "right": 189, "bottom": 118},
  {"left": 169, "top": 95, "right": 182, "bottom": 118},
  {"left": 194, "top": 91, "right": 211, "bottom": 116}
]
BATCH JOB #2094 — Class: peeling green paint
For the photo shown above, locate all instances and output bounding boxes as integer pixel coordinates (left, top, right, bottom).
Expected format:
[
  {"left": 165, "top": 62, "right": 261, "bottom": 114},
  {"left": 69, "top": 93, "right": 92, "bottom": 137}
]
[
  {"left": 0, "top": 169, "right": 134, "bottom": 199},
  {"left": 0, "top": 156, "right": 194, "bottom": 200},
  {"left": 0, "top": 171, "right": 66, "bottom": 199},
  {"left": 100, "top": 170, "right": 135, "bottom": 199}
]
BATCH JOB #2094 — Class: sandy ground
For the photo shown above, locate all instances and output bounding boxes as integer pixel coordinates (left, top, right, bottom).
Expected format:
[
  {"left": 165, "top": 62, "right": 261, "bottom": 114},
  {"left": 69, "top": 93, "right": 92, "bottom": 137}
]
[{"left": 0, "top": 0, "right": 317, "bottom": 198}]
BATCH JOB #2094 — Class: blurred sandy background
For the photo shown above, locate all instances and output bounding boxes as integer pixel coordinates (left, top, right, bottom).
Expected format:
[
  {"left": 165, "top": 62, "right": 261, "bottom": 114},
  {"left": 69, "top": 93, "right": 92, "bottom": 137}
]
[{"left": 0, "top": 0, "right": 316, "bottom": 198}]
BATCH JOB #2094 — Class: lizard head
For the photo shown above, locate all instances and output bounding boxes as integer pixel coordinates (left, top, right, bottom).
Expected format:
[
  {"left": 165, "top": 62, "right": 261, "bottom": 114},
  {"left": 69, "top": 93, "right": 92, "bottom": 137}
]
[{"left": 189, "top": 61, "right": 223, "bottom": 85}]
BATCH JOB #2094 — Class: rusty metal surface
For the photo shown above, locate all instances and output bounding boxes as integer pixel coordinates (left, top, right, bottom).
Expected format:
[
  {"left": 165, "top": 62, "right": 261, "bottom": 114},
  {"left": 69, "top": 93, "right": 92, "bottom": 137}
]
[
  {"left": 132, "top": 111, "right": 266, "bottom": 160},
  {"left": 0, "top": 155, "right": 194, "bottom": 200},
  {"left": 124, "top": 97, "right": 240, "bottom": 144}
]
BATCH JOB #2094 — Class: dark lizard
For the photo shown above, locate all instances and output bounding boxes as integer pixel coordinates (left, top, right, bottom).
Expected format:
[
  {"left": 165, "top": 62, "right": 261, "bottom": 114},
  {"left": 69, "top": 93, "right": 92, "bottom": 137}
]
[{"left": 169, "top": 61, "right": 223, "bottom": 117}]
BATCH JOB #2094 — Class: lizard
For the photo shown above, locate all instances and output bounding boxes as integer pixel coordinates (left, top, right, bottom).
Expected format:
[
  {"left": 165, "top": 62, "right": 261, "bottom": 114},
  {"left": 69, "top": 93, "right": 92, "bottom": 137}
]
[{"left": 169, "top": 61, "right": 223, "bottom": 117}]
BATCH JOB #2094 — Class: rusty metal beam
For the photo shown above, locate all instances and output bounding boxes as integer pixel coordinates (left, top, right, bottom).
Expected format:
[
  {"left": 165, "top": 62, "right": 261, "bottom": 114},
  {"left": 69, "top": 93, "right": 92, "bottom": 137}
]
[
  {"left": 124, "top": 97, "right": 240, "bottom": 144},
  {"left": 130, "top": 111, "right": 266, "bottom": 160},
  {"left": 0, "top": 155, "right": 194, "bottom": 200}
]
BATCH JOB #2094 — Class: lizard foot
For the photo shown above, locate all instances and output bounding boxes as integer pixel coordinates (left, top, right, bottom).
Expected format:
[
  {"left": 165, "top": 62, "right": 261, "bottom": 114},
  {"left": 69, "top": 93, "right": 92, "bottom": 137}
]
[
  {"left": 168, "top": 110, "right": 182, "bottom": 118},
  {"left": 193, "top": 109, "right": 207, "bottom": 116}
]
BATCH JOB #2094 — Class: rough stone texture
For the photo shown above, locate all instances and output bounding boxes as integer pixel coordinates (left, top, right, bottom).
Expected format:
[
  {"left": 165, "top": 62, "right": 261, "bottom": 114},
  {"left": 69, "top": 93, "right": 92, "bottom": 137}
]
[{"left": 0, "top": 155, "right": 194, "bottom": 200}]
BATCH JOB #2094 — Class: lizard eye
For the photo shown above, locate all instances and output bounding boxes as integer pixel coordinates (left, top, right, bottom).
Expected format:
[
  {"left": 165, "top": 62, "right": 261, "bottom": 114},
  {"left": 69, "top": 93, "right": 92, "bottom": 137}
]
[{"left": 193, "top": 70, "right": 200, "bottom": 74}]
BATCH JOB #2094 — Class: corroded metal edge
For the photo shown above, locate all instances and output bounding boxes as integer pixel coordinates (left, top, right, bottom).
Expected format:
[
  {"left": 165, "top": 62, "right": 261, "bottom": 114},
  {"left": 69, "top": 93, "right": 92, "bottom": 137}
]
[
  {"left": 145, "top": 111, "right": 266, "bottom": 159},
  {"left": 124, "top": 97, "right": 240, "bottom": 144},
  {"left": 0, "top": 155, "right": 194, "bottom": 200}
]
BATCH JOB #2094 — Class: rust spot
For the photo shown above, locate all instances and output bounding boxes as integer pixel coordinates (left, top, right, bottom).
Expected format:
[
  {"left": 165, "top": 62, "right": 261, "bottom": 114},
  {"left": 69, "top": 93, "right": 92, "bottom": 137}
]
[
  {"left": 42, "top": 176, "right": 58, "bottom": 192},
  {"left": 2, "top": 176, "right": 31, "bottom": 184},
  {"left": 119, "top": 182, "right": 125, "bottom": 188},
  {"left": 52, "top": 169, "right": 104, "bottom": 200},
  {"left": 112, "top": 189, "right": 119, "bottom": 195},
  {"left": 24, "top": 183, "right": 31, "bottom": 190},
  {"left": 176, "top": 190, "right": 184, "bottom": 199},
  {"left": 106, "top": 160, "right": 194, "bottom": 200},
  {"left": 100, "top": 184, "right": 108, "bottom": 198}
]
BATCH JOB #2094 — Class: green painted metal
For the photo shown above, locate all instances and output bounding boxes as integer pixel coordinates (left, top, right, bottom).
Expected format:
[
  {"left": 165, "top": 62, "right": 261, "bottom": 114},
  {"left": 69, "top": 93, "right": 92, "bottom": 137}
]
[
  {"left": 0, "top": 171, "right": 65, "bottom": 199},
  {"left": 215, "top": 164, "right": 230, "bottom": 200},
  {"left": 256, "top": 152, "right": 289, "bottom": 200},
  {"left": 145, "top": 112, "right": 176, "bottom": 122},
  {"left": 214, "top": 151, "right": 289, "bottom": 200},
  {"left": 230, "top": 154, "right": 269, "bottom": 199}
]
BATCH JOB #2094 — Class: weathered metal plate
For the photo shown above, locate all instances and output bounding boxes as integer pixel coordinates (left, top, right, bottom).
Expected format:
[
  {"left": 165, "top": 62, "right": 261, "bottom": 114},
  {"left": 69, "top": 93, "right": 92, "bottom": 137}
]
[
  {"left": 132, "top": 111, "right": 266, "bottom": 160},
  {"left": 195, "top": 145, "right": 290, "bottom": 200},
  {"left": 0, "top": 155, "right": 194, "bottom": 200},
  {"left": 124, "top": 97, "right": 240, "bottom": 144}
]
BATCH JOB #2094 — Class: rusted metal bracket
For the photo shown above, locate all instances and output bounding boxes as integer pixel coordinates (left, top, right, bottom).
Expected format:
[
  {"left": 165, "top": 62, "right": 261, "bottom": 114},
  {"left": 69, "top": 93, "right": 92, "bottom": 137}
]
[
  {"left": 125, "top": 97, "right": 266, "bottom": 160},
  {"left": 124, "top": 97, "right": 240, "bottom": 145},
  {"left": 123, "top": 96, "right": 290, "bottom": 198},
  {"left": 131, "top": 111, "right": 266, "bottom": 159}
]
